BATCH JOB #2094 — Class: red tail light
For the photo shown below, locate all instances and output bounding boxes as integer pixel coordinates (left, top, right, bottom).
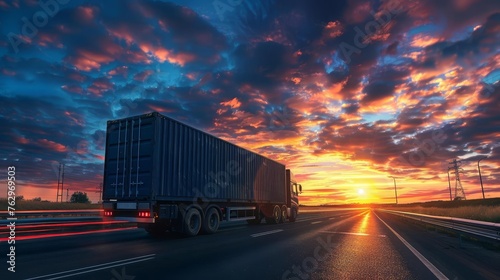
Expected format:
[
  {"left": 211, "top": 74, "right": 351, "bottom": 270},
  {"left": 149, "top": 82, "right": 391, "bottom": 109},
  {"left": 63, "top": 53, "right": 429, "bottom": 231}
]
[
  {"left": 138, "top": 211, "right": 151, "bottom": 217},
  {"left": 104, "top": 211, "right": 113, "bottom": 216}
]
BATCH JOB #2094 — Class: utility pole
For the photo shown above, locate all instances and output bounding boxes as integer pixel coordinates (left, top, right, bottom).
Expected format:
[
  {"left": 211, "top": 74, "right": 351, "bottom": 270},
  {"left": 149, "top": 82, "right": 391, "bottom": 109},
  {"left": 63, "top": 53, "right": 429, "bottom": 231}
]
[
  {"left": 389, "top": 176, "right": 398, "bottom": 204},
  {"left": 96, "top": 183, "right": 103, "bottom": 203},
  {"left": 449, "top": 159, "right": 466, "bottom": 200},
  {"left": 56, "top": 163, "right": 65, "bottom": 202},
  {"left": 56, "top": 164, "right": 60, "bottom": 202},
  {"left": 478, "top": 157, "right": 487, "bottom": 199},
  {"left": 66, "top": 188, "right": 69, "bottom": 202},
  {"left": 447, "top": 168, "right": 453, "bottom": 201}
]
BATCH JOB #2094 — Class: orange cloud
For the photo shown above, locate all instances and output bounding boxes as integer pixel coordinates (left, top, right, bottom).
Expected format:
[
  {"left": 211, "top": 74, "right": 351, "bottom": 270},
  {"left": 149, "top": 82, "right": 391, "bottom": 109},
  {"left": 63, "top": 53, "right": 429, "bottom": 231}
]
[
  {"left": 148, "top": 104, "right": 174, "bottom": 113},
  {"left": 64, "top": 111, "right": 85, "bottom": 126},
  {"left": 139, "top": 44, "right": 195, "bottom": 66},
  {"left": 16, "top": 136, "right": 29, "bottom": 145},
  {"left": 220, "top": 97, "right": 242, "bottom": 109},
  {"left": 410, "top": 34, "right": 442, "bottom": 48},
  {"left": 37, "top": 139, "right": 67, "bottom": 153},
  {"left": 87, "top": 78, "right": 114, "bottom": 96},
  {"left": 108, "top": 66, "right": 128, "bottom": 78},
  {"left": 324, "top": 21, "right": 343, "bottom": 38}
]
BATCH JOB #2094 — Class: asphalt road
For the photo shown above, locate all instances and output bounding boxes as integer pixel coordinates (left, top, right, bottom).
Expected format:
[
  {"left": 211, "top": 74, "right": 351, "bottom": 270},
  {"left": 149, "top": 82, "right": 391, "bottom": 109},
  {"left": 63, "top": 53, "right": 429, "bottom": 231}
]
[{"left": 3, "top": 208, "right": 500, "bottom": 279}]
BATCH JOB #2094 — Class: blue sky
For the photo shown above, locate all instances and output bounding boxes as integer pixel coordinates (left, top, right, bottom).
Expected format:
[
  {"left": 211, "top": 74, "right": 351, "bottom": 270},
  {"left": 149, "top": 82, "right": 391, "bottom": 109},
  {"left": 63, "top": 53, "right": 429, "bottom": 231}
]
[{"left": 1, "top": 0, "right": 499, "bottom": 204}]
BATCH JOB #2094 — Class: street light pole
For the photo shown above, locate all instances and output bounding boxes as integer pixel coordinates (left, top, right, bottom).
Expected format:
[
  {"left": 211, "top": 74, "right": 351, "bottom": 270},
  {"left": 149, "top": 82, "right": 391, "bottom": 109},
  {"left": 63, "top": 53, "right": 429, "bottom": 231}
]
[
  {"left": 478, "top": 157, "right": 486, "bottom": 199},
  {"left": 389, "top": 176, "right": 398, "bottom": 204}
]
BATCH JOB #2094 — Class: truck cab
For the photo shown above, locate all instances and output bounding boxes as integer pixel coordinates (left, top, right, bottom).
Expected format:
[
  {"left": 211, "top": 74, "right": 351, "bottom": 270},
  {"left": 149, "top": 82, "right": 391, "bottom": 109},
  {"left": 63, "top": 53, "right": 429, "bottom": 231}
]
[{"left": 286, "top": 169, "right": 301, "bottom": 222}]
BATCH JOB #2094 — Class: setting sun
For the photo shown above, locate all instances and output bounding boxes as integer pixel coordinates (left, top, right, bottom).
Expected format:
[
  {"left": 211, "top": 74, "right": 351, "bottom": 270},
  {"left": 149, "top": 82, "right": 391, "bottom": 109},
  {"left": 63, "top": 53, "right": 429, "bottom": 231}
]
[{"left": 358, "top": 189, "right": 365, "bottom": 195}]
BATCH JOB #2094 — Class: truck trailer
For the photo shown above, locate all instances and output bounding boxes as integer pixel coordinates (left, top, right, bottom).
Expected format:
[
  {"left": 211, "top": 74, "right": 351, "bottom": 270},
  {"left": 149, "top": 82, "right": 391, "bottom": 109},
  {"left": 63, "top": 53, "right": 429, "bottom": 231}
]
[{"left": 102, "top": 112, "right": 302, "bottom": 236}]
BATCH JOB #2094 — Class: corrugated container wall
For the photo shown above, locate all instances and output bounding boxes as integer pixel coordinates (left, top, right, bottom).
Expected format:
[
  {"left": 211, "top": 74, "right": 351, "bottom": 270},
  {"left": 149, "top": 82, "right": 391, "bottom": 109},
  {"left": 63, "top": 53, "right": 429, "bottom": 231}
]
[{"left": 103, "top": 112, "right": 286, "bottom": 205}]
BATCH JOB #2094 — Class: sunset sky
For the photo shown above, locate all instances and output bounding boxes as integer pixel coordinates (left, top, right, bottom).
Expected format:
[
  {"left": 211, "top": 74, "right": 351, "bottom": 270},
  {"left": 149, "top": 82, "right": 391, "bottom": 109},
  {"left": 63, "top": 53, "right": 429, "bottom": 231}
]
[{"left": 1, "top": 0, "right": 499, "bottom": 205}]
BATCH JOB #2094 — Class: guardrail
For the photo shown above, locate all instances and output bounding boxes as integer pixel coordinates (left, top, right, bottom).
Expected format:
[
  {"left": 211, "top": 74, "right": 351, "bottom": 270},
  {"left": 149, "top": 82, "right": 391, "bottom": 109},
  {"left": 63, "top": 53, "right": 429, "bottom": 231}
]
[
  {"left": 0, "top": 209, "right": 102, "bottom": 219},
  {"left": 379, "top": 209, "right": 500, "bottom": 242}
]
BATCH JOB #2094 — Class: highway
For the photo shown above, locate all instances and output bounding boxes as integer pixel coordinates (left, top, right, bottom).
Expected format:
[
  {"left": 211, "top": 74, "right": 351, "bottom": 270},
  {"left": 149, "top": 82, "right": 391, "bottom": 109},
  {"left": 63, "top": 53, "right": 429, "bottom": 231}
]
[{"left": 3, "top": 209, "right": 500, "bottom": 280}]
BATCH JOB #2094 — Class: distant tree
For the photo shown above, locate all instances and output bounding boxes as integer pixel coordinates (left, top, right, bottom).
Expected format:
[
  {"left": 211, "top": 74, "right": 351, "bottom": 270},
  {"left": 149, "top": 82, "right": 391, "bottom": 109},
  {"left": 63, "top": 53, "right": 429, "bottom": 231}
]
[
  {"left": 15, "top": 195, "right": 24, "bottom": 200},
  {"left": 32, "top": 197, "right": 42, "bottom": 202},
  {"left": 70, "top": 192, "right": 90, "bottom": 203}
]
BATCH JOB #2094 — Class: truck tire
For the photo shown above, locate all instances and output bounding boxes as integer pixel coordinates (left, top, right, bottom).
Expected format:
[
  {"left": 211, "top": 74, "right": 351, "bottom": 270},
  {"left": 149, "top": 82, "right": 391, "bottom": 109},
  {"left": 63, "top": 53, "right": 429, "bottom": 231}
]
[
  {"left": 280, "top": 205, "right": 287, "bottom": 223},
  {"left": 289, "top": 208, "right": 297, "bottom": 222},
  {"left": 183, "top": 208, "right": 202, "bottom": 236},
  {"left": 201, "top": 208, "right": 220, "bottom": 234},
  {"left": 265, "top": 205, "right": 281, "bottom": 224}
]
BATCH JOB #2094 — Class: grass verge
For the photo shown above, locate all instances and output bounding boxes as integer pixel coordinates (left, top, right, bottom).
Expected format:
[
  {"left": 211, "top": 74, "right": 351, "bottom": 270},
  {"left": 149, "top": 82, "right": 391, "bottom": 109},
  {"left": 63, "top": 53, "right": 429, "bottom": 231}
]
[{"left": 385, "top": 205, "right": 500, "bottom": 223}]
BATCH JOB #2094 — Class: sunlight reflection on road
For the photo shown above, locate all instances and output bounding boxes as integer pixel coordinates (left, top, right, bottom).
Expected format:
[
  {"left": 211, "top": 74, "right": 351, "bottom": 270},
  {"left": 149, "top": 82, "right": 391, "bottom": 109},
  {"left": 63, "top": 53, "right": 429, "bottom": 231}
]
[
  {"left": 312, "top": 211, "right": 413, "bottom": 279},
  {"left": 355, "top": 211, "right": 370, "bottom": 234}
]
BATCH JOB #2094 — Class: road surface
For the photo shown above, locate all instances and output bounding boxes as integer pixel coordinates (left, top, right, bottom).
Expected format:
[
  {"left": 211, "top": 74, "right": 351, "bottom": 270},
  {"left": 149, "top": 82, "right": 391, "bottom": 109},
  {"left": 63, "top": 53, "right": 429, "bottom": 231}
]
[{"left": 3, "top": 208, "right": 499, "bottom": 279}]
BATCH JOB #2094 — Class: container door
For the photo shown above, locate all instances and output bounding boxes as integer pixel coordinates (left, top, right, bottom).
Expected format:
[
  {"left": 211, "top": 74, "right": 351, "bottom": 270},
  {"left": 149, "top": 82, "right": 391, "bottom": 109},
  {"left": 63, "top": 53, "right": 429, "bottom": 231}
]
[{"left": 103, "top": 115, "right": 155, "bottom": 200}]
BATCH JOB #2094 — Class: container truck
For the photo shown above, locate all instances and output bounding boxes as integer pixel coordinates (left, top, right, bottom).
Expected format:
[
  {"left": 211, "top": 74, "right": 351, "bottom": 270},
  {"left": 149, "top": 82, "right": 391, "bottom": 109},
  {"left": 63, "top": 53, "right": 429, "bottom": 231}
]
[{"left": 102, "top": 112, "right": 302, "bottom": 236}]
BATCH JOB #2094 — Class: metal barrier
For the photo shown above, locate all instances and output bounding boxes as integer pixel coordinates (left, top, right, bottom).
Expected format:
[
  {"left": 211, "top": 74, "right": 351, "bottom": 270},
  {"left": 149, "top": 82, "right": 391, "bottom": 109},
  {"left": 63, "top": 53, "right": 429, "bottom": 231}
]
[{"left": 379, "top": 209, "right": 500, "bottom": 241}]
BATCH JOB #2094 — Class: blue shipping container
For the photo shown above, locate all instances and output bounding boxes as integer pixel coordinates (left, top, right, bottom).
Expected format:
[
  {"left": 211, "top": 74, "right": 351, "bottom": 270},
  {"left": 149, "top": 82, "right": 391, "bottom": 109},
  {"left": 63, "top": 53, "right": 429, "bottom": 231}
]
[{"left": 103, "top": 112, "right": 286, "bottom": 205}]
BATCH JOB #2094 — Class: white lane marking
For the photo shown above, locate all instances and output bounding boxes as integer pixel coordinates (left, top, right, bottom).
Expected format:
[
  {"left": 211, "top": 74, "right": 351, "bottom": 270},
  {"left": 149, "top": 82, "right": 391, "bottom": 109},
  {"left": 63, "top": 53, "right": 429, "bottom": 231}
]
[
  {"left": 374, "top": 212, "right": 449, "bottom": 280},
  {"left": 295, "top": 210, "right": 369, "bottom": 224},
  {"left": 296, "top": 217, "right": 327, "bottom": 223},
  {"left": 250, "top": 229, "right": 284, "bottom": 238},
  {"left": 311, "top": 221, "right": 323, "bottom": 224},
  {"left": 25, "top": 254, "right": 156, "bottom": 280},
  {"left": 320, "top": 230, "right": 386, "bottom": 237},
  {"left": 297, "top": 215, "right": 348, "bottom": 223}
]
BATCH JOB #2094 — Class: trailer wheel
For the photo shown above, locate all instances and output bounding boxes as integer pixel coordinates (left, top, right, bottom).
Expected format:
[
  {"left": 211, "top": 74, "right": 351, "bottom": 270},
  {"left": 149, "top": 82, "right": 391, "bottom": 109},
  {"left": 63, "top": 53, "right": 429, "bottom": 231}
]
[
  {"left": 265, "top": 205, "right": 281, "bottom": 224},
  {"left": 289, "top": 208, "right": 297, "bottom": 222},
  {"left": 201, "top": 208, "right": 220, "bottom": 234},
  {"left": 280, "top": 205, "right": 287, "bottom": 223},
  {"left": 183, "top": 208, "right": 202, "bottom": 236}
]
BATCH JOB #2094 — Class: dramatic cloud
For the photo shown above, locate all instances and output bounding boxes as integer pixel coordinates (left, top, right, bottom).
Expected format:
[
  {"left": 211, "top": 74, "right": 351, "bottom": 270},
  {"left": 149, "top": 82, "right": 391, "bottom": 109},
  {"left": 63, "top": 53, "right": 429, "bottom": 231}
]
[{"left": 0, "top": 0, "right": 499, "bottom": 204}]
